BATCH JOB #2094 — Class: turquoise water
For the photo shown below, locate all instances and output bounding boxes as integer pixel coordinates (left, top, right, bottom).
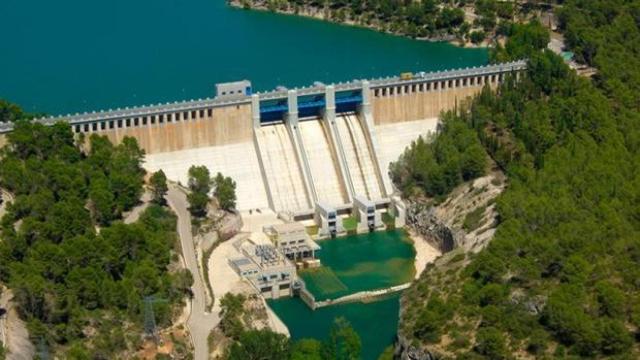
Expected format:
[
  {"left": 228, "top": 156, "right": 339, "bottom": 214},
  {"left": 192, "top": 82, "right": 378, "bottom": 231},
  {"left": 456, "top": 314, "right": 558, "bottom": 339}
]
[
  {"left": 0, "top": 0, "right": 487, "bottom": 115},
  {"left": 301, "top": 229, "right": 415, "bottom": 300},
  {"left": 269, "top": 294, "right": 401, "bottom": 360},
  {"left": 271, "top": 230, "right": 415, "bottom": 359}
]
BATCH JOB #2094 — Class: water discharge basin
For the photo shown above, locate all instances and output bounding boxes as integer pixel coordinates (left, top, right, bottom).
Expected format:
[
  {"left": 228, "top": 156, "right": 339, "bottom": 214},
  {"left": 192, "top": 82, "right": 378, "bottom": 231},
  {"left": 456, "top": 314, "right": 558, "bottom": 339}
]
[
  {"left": 300, "top": 229, "right": 415, "bottom": 301},
  {"left": 268, "top": 230, "right": 416, "bottom": 359}
]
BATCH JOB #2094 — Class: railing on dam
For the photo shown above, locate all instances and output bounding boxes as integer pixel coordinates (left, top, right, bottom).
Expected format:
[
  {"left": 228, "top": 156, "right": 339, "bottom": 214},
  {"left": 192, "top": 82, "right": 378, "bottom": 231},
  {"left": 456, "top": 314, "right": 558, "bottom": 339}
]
[{"left": 0, "top": 60, "right": 526, "bottom": 133}]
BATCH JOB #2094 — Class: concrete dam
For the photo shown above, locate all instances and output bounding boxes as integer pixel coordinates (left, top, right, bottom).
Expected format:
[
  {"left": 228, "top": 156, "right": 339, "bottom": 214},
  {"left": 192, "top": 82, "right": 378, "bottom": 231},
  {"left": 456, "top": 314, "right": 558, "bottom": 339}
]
[{"left": 0, "top": 61, "right": 526, "bottom": 216}]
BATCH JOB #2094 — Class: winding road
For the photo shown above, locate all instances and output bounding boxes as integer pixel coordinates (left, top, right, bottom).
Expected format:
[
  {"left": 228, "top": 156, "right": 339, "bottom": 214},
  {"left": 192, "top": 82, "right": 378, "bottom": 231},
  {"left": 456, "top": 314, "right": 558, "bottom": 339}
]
[{"left": 166, "top": 185, "right": 219, "bottom": 360}]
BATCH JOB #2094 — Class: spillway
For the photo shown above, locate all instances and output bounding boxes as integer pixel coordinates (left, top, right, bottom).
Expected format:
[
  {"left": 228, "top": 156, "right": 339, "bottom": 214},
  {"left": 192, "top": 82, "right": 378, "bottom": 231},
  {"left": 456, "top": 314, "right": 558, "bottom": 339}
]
[
  {"left": 298, "top": 120, "right": 349, "bottom": 206},
  {"left": 335, "top": 114, "right": 384, "bottom": 200},
  {"left": 255, "top": 124, "right": 312, "bottom": 213}
]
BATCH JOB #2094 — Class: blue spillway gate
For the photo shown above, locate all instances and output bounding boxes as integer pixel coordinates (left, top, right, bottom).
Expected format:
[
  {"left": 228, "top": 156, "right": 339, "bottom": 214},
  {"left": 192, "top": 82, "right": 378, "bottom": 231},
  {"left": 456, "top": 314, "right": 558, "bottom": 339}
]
[
  {"left": 298, "top": 94, "right": 325, "bottom": 118},
  {"left": 260, "top": 100, "right": 288, "bottom": 123},
  {"left": 258, "top": 89, "right": 362, "bottom": 123},
  {"left": 336, "top": 90, "right": 362, "bottom": 113}
]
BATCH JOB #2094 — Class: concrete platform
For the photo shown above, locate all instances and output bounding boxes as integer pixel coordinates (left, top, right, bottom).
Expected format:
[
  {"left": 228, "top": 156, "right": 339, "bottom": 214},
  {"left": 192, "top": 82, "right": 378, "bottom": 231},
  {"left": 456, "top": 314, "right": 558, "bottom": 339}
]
[{"left": 143, "top": 141, "right": 270, "bottom": 211}]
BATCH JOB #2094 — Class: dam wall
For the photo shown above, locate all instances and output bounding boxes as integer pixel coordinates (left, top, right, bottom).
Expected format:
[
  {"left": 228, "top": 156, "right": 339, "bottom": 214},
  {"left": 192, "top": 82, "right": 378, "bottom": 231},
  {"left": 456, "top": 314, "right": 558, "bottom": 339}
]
[
  {"left": 0, "top": 61, "right": 526, "bottom": 212},
  {"left": 371, "top": 72, "right": 501, "bottom": 125},
  {"left": 74, "top": 103, "right": 252, "bottom": 154}
]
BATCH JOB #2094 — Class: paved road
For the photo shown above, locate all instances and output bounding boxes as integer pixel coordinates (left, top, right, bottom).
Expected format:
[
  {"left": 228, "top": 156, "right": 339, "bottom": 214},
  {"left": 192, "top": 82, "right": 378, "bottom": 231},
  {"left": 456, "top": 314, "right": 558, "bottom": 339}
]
[
  {"left": 124, "top": 191, "right": 151, "bottom": 224},
  {"left": 166, "top": 185, "right": 219, "bottom": 360}
]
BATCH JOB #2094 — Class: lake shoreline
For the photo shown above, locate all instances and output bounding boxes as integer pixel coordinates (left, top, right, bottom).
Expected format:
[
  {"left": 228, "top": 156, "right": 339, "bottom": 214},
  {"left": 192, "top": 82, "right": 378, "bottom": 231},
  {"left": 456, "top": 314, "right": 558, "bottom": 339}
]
[{"left": 227, "top": 0, "right": 488, "bottom": 49}]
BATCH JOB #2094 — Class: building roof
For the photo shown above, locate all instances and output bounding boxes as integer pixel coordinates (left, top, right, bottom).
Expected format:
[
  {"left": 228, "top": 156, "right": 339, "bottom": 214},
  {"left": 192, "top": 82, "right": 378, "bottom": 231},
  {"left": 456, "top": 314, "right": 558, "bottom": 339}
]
[{"left": 272, "top": 222, "right": 306, "bottom": 234}]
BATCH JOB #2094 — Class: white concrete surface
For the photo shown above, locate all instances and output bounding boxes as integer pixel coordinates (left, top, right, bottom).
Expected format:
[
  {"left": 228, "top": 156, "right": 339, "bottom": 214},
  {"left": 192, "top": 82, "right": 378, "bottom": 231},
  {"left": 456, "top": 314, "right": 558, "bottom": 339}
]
[
  {"left": 298, "top": 120, "right": 348, "bottom": 206},
  {"left": 240, "top": 209, "right": 283, "bottom": 233},
  {"left": 335, "top": 115, "right": 384, "bottom": 200},
  {"left": 375, "top": 118, "right": 439, "bottom": 189},
  {"left": 255, "top": 125, "right": 311, "bottom": 213},
  {"left": 208, "top": 239, "right": 245, "bottom": 312},
  {"left": 144, "top": 141, "right": 270, "bottom": 211}
]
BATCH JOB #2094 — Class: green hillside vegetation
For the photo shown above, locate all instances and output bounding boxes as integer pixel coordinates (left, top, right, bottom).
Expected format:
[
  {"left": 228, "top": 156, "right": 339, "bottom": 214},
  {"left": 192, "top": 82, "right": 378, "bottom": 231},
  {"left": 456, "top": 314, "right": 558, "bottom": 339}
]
[
  {"left": 239, "top": 0, "right": 524, "bottom": 42},
  {"left": 0, "top": 120, "right": 190, "bottom": 357},
  {"left": 399, "top": 8, "right": 640, "bottom": 358},
  {"left": 390, "top": 113, "right": 487, "bottom": 200}
]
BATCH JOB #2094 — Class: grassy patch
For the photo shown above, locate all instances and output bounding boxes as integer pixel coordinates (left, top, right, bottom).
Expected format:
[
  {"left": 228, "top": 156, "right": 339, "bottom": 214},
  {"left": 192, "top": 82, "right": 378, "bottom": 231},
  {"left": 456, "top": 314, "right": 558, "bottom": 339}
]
[
  {"left": 306, "top": 225, "right": 319, "bottom": 236},
  {"left": 462, "top": 206, "right": 486, "bottom": 233},
  {"left": 382, "top": 212, "right": 396, "bottom": 229},
  {"left": 342, "top": 216, "right": 357, "bottom": 231}
]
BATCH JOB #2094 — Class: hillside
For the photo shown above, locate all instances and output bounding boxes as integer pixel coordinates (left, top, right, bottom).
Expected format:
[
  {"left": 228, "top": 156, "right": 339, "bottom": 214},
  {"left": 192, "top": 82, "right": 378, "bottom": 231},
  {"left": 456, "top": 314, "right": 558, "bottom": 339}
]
[
  {"left": 230, "top": 0, "right": 553, "bottom": 45},
  {"left": 0, "top": 120, "right": 192, "bottom": 358},
  {"left": 395, "top": 1, "right": 640, "bottom": 358}
]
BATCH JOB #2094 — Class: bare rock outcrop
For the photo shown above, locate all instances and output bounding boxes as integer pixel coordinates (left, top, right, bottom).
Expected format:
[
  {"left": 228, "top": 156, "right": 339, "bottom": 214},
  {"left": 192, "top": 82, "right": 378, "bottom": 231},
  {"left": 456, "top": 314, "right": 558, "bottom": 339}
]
[{"left": 406, "top": 170, "right": 505, "bottom": 254}]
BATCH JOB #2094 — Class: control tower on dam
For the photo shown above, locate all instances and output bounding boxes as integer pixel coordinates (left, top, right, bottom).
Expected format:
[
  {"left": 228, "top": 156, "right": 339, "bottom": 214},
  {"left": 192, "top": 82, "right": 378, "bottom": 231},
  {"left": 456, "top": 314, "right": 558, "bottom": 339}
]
[{"left": 2, "top": 61, "right": 526, "bottom": 215}]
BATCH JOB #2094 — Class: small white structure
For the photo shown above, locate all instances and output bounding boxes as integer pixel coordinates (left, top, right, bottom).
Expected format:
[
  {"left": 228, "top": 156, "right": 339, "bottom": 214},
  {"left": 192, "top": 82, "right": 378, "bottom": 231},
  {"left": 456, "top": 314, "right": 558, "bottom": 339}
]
[
  {"left": 354, "top": 195, "right": 382, "bottom": 232},
  {"left": 315, "top": 202, "right": 343, "bottom": 237},
  {"left": 229, "top": 239, "right": 296, "bottom": 299},
  {"left": 215, "top": 80, "right": 252, "bottom": 99},
  {"left": 264, "top": 223, "right": 321, "bottom": 263}
]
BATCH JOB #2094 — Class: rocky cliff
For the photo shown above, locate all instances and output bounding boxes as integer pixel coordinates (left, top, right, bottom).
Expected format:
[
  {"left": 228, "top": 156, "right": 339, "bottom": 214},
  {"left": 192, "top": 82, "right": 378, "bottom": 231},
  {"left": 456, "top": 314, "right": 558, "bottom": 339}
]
[{"left": 397, "top": 168, "right": 506, "bottom": 359}]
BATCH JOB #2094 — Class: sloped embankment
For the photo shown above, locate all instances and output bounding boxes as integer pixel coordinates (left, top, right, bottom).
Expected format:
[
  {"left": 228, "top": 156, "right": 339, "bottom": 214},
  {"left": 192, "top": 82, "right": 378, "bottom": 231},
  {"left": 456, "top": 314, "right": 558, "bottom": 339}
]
[{"left": 398, "top": 168, "right": 506, "bottom": 359}]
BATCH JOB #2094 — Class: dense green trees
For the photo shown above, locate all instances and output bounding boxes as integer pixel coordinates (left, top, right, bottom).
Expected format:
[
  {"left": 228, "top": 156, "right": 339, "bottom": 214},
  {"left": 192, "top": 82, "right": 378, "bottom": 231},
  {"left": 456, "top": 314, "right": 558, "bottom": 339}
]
[
  {"left": 220, "top": 293, "right": 362, "bottom": 360},
  {"left": 227, "top": 329, "right": 291, "bottom": 360},
  {"left": 322, "top": 317, "right": 361, "bottom": 360},
  {"left": 187, "top": 165, "right": 212, "bottom": 217},
  {"left": 0, "top": 117, "right": 185, "bottom": 357},
  {"left": 213, "top": 172, "right": 237, "bottom": 211},
  {"left": 149, "top": 170, "right": 168, "bottom": 204},
  {"left": 186, "top": 166, "right": 237, "bottom": 215},
  {"left": 402, "top": 4, "right": 640, "bottom": 356},
  {"left": 390, "top": 113, "right": 487, "bottom": 198},
  {"left": 0, "top": 100, "right": 29, "bottom": 122},
  {"left": 226, "top": 318, "right": 361, "bottom": 360}
]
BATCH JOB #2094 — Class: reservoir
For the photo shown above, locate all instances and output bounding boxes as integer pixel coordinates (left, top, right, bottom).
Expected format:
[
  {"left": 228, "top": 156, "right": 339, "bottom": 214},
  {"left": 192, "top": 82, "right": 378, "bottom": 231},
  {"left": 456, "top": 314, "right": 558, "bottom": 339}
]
[
  {"left": 271, "top": 230, "right": 416, "bottom": 359},
  {"left": 1, "top": 0, "right": 487, "bottom": 115}
]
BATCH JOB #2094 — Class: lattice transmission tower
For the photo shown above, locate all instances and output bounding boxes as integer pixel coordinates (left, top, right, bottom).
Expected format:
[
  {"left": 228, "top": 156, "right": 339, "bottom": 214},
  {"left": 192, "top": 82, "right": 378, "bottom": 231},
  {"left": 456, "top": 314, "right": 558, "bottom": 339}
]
[{"left": 143, "top": 295, "right": 168, "bottom": 343}]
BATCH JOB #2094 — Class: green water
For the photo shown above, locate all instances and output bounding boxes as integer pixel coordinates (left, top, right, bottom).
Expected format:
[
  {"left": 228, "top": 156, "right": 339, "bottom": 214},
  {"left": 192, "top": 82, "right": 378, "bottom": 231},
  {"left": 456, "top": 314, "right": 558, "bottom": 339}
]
[
  {"left": 270, "top": 230, "right": 415, "bottom": 359},
  {"left": 268, "top": 294, "right": 401, "bottom": 360},
  {"left": 1, "top": 0, "right": 487, "bottom": 115},
  {"left": 301, "top": 229, "right": 416, "bottom": 300}
]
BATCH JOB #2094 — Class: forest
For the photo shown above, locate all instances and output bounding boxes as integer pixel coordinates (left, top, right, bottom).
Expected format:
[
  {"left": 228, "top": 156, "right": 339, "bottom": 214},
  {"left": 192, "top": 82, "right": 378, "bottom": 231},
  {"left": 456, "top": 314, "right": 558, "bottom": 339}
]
[
  {"left": 0, "top": 120, "right": 190, "bottom": 357},
  {"left": 399, "top": 0, "right": 640, "bottom": 357}
]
